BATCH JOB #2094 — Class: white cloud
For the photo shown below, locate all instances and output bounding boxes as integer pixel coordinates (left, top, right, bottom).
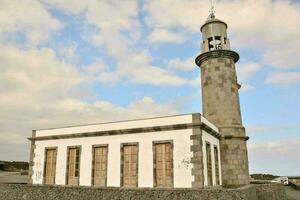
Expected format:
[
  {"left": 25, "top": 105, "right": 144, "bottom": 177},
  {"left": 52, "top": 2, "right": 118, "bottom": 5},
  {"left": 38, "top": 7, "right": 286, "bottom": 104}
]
[
  {"left": 236, "top": 62, "right": 261, "bottom": 91},
  {"left": 265, "top": 72, "right": 300, "bottom": 86},
  {"left": 240, "top": 84, "right": 254, "bottom": 92},
  {"left": 57, "top": 42, "right": 78, "bottom": 65},
  {"left": 126, "top": 96, "right": 178, "bottom": 117},
  {"left": 0, "top": 43, "right": 179, "bottom": 161},
  {"left": 237, "top": 62, "right": 262, "bottom": 81},
  {"left": 0, "top": 0, "right": 188, "bottom": 162},
  {"left": 246, "top": 125, "right": 299, "bottom": 135},
  {"left": 82, "top": 59, "right": 117, "bottom": 84},
  {"left": 42, "top": 0, "right": 188, "bottom": 86},
  {"left": 247, "top": 125, "right": 274, "bottom": 134},
  {"left": 148, "top": 28, "right": 186, "bottom": 44},
  {"left": 145, "top": 0, "right": 300, "bottom": 68},
  {"left": 83, "top": 52, "right": 187, "bottom": 86},
  {"left": 188, "top": 76, "right": 201, "bottom": 87},
  {"left": 144, "top": 0, "right": 207, "bottom": 33},
  {"left": 0, "top": 93, "right": 178, "bottom": 161},
  {"left": 41, "top": 0, "right": 88, "bottom": 15},
  {"left": 0, "top": 0, "right": 62, "bottom": 46},
  {"left": 262, "top": 43, "right": 300, "bottom": 68},
  {"left": 0, "top": 45, "right": 81, "bottom": 96},
  {"left": 166, "top": 57, "right": 195, "bottom": 71},
  {"left": 249, "top": 139, "right": 300, "bottom": 156},
  {"left": 126, "top": 63, "right": 187, "bottom": 86},
  {"left": 247, "top": 124, "right": 300, "bottom": 175},
  {"left": 43, "top": 0, "right": 137, "bottom": 31},
  {"left": 248, "top": 138, "right": 300, "bottom": 175}
]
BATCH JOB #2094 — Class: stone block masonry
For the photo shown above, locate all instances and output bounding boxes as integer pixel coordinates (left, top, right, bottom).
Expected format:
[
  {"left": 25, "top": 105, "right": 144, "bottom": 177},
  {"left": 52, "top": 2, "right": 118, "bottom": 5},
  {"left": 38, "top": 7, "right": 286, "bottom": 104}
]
[
  {"left": 0, "top": 183, "right": 286, "bottom": 200},
  {"left": 220, "top": 128, "right": 249, "bottom": 186},
  {"left": 200, "top": 57, "right": 242, "bottom": 127},
  {"left": 28, "top": 130, "right": 36, "bottom": 184},
  {"left": 190, "top": 113, "right": 205, "bottom": 188},
  {"left": 199, "top": 53, "right": 250, "bottom": 186}
]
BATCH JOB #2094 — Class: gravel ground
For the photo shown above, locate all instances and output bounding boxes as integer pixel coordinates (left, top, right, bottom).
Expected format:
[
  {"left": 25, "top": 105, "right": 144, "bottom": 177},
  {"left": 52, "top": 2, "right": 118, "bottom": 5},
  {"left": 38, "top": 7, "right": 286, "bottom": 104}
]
[
  {"left": 0, "top": 172, "right": 294, "bottom": 199},
  {"left": 0, "top": 171, "right": 29, "bottom": 184},
  {"left": 285, "top": 186, "right": 300, "bottom": 200}
]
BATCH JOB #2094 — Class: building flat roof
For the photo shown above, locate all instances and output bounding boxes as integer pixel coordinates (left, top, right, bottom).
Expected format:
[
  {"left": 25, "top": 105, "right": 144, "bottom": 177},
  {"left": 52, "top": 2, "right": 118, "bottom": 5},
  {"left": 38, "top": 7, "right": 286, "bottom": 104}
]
[{"left": 29, "top": 113, "right": 220, "bottom": 141}]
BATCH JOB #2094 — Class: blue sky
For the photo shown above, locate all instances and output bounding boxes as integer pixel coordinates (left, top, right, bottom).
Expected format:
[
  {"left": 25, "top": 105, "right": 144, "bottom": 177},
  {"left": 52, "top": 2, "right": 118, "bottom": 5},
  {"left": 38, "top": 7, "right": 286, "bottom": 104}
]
[{"left": 0, "top": 0, "right": 299, "bottom": 176}]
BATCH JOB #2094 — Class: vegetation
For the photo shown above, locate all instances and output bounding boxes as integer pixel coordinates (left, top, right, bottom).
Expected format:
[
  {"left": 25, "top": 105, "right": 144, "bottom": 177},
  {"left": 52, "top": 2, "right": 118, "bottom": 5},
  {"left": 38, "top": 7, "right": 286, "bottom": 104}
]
[
  {"left": 0, "top": 161, "right": 29, "bottom": 172},
  {"left": 250, "top": 173, "right": 280, "bottom": 180}
]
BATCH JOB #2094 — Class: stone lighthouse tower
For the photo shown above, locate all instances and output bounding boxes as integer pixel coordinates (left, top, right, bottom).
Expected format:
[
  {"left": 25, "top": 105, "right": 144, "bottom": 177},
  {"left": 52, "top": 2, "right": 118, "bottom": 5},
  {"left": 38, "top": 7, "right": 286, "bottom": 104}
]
[{"left": 195, "top": 12, "right": 250, "bottom": 186}]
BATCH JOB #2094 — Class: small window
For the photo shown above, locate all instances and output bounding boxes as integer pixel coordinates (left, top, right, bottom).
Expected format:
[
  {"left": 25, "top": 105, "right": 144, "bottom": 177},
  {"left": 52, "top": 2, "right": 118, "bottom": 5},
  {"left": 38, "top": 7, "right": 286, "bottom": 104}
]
[
  {"left": 208, "top": 36, "right": 222, "bottom": 51},
  {"left": 206, "top": 142, "right": 213, "bottom": 186},
  {"left": 214, "top": 146, "right": 220, "bottom": 185},
  {"left": 75, "top": 150, "right": 80, "bottom": 177},
  {"left": 208, "top": 37, "right": 214, "bottom": 51},
  {"left": 214, "top": 36, "right": 222, "bottom": 49}
]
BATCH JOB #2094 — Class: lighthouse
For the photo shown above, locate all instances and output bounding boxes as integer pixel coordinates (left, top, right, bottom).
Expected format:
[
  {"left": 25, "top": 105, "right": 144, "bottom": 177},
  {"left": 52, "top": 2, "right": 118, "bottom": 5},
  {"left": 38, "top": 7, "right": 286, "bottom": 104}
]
[{"left": 196, "top": 11, "right": 250, "bottom": 186}]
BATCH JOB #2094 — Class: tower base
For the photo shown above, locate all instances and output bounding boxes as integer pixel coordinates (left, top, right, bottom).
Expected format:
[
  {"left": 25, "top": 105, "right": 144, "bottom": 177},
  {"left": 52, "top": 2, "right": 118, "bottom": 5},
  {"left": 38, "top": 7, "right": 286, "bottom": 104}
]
[{"left": 219, "top": 126, "right": 249, "bottom": 187}]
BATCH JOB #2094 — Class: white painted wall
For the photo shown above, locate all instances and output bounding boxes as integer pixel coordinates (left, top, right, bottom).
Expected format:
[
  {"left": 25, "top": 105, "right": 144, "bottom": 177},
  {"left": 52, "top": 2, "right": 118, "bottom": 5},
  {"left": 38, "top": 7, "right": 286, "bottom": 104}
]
[
  {"left": 202, "top": 130, "right": 222, "bottom": 186},
  {"left": 33, "top": 129, "right": 194, "bottom": 188}
]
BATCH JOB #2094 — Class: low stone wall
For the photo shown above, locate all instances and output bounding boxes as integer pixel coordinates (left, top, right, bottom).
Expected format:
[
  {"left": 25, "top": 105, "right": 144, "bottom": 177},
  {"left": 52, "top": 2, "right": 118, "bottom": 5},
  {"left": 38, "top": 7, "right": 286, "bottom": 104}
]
[
  {"left": 0, "top": 183, "right": 286, "bottom": 200},
  {"left": 254, "top": 184, "right": 287, "bottom": 200},
  {"left": 289, "top": 179, "right": 300, "bottom": 191},
  {"left": 290, "top": 182, "right": 300, "bottom": 191}
]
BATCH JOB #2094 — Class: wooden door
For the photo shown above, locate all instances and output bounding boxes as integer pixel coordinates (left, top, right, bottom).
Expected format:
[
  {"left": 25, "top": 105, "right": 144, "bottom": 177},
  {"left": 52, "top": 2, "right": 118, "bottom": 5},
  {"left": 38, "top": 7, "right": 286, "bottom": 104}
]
[
  {"left": 206, "top": 143, "right": 212, "bottom": 186},
  {"left": 44, "top": 149, "right": 57, "bottom": 184},
  {"left": 155, "top": 143, "right": 173, "bottom": 187},
  {"left": 122, "top": 145, "right": 138, "bottom": 187},
  {"left": 67, "top": 148, "right": 80, "bottom": 185},
  {"left": 93, "top": 146, "right": 108, "bottom": 186}
]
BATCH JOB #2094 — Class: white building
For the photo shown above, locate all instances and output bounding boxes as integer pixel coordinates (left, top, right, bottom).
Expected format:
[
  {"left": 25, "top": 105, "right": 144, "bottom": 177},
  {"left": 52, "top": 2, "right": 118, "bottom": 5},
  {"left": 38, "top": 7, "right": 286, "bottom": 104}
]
[{"left": 29, "top": 113, "right": 221, "bottom": 188}]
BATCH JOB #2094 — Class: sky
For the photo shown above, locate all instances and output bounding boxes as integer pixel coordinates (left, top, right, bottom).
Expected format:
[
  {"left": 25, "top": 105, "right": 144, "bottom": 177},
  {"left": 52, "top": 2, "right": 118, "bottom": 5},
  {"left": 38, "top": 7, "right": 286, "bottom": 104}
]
[{"left": 0, "top": 0, "right": 299, "bottom": 176}]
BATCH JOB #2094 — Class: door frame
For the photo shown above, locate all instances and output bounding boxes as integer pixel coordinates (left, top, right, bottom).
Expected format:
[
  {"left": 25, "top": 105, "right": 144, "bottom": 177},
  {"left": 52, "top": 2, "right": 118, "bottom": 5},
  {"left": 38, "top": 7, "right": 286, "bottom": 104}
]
[
  {"left": 65, "top": 145, "right": 82, "bottom": 185},
  {"left": 120, "top": 142, "right": 139, "bottom": 187},
  {"left": 91, "top": 144, "right": 109, "bottom": 186},
  {"left": 213, "top": 145, "right": 220, "bottom": 185},
  {"left": 152, "top": 140, "right": 174, "bottom": 188},
  {"left": 43, "top": 147, "right": 58, "bottom": 185},
  {"left": 205, "top": 141, "right": 213, "bottom": 186}
]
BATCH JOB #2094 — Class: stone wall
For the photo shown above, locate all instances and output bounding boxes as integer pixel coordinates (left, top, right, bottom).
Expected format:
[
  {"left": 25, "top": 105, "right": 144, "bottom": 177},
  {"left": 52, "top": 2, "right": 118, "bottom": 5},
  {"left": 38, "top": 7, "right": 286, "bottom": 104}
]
[
  {"left": 190, "top": 113, "right": 205, "bottom": 188},
  {"left": 200, "top": 57, "right": 242, "bottom": 127},
  {"left": 290, "top": 181, "right": 300, "bottom": 191},
  {"left": 0, "top": 184, "right": 286, "bottom": 200},
  {"left": 199, "top": 54, "right": 250, "bottom": 186},
  {"left": 255, "top": 184, "right": 287, "bottom": 200}
]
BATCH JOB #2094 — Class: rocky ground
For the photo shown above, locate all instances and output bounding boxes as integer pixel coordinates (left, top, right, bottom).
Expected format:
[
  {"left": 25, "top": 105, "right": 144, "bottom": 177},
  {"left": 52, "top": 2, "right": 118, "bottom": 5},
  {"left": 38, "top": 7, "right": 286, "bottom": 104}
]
[
  {"left": 285, "top": 186, "right": 300, "bottom": 200},
  {"left": 0, "top": 171, "right": 298, "bottom": 199}
]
